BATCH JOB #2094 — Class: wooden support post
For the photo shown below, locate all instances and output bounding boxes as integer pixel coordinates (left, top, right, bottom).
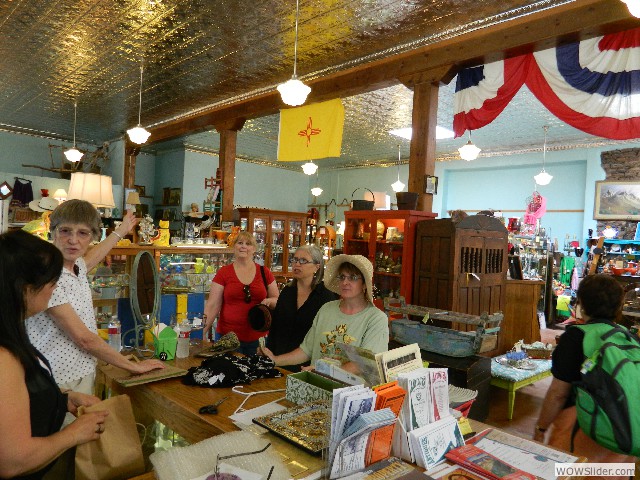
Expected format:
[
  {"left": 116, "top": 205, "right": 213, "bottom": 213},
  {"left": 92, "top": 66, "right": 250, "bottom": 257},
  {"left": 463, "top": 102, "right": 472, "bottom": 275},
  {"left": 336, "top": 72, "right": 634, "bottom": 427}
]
[
  {"left": 215, "top": 118, "right": 245, "bottom": 223},
  {"left": 408, "top": 81, "right": 438, "bottom": 213}
]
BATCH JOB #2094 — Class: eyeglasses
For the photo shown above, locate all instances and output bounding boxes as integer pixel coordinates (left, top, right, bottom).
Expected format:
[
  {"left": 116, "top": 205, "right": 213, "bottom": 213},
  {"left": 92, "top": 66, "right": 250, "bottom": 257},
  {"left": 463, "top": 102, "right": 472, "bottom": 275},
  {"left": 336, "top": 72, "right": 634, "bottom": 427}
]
[
  {"left": 291, "top": 257, "right": 314, "bottom": 265},
  {"left": 56, "top": 226, "right": 93, "bottom": 241},
  {"left": 243, "top": 284, "right": 251, "bottom": 303},
  {"left": 336, "top": 274, "right": 362, "bottom": 282}
]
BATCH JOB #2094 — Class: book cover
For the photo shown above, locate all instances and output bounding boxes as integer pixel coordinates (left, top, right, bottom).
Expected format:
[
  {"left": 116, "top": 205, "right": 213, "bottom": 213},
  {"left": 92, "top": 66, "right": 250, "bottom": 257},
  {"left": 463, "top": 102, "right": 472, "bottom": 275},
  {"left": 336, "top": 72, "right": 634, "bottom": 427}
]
[
  {"left": 408, "top": 416, "right": 464, "bottom": 470},
  {"left": 366, "top": 382, "right": 406, "bottom": 465},
  {"left": 445, "top": 444, "right": 536, "bottom": 480},
  {"left": 428, "top": 368, "right": 450, "bottom": 422},
  {"left": 397, "top": 368, "right": 431, "bottom": 431}
]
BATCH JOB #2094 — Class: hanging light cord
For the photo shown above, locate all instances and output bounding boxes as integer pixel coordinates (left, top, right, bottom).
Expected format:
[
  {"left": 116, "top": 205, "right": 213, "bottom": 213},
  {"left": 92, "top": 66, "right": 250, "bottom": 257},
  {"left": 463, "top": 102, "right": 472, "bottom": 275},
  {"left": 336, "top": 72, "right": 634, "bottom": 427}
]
[
  {"left": 293, "top": 0, "right": 300, "bottom": 78},
  {"left": 542, "top": 125, "right": 548, "bottom": 169},
  {"left": 397, "top": 144, "right": 402, "bottom": 180},
  {"left": 72, "top": 100, "right": 77, "bottom": 147},
  {"left": 137, "top": 64, "right": 144, "bottom": 126}
]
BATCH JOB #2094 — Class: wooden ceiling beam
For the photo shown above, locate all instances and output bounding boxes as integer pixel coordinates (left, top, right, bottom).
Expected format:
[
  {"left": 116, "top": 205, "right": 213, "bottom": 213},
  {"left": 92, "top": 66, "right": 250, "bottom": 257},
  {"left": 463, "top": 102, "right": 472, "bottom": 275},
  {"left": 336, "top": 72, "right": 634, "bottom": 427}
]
[{"left": 148, "top": 0, "right": 638, "bottom": 144}]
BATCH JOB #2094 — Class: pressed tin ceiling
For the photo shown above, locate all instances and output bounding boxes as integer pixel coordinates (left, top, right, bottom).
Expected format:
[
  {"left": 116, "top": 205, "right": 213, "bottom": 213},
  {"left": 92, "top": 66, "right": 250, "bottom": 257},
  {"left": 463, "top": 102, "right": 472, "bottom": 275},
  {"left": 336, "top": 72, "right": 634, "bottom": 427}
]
[{"left": 0, "top": 0, "right": 636, "bottom": 171}]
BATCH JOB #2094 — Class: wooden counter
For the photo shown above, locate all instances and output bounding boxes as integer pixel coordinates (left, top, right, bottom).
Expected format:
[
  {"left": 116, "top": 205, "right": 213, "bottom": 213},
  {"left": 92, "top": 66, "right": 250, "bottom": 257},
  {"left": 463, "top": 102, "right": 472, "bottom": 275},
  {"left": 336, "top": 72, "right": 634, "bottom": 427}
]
[
  {"left": 499, "top": 280, "right": 544, "bottom": 354},
  {"left": 99, "top": 354, "right": 325, "bottom": 478}
]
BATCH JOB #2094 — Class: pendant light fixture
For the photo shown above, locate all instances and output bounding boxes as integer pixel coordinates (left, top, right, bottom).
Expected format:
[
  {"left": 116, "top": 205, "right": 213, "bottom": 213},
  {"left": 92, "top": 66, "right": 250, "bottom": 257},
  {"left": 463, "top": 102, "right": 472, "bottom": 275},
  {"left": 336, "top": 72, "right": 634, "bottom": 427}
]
[
  {"left": 64, "top": 101, "right": 84, "bottom": 163},
  {"left": 391, "top": 144, "right": 406, "bottom": 192},
  {"left": 310, "top": 171, "right": 323, "bottom": 197},
  {"left": 127, "top": 64, "right": 151, "bottom": 145},
  {"left": 302, "top": 161, "right": 318, "bottom": 175},
  {"left": 534, "top": 126, "right": 553, "bottom": 186},
  {"left": 458, "top": 131, "right": 481, "bottom": 161},
  {"left": 277, "top": 0, "right": 311, "bottom": 106}
]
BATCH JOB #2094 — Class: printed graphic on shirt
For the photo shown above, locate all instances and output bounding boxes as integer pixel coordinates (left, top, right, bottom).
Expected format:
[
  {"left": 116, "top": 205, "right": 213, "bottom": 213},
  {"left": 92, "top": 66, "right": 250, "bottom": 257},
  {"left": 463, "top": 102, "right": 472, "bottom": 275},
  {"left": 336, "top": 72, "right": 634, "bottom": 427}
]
[{"left": 320, "top": 323, "right": 356, "bottom": 361}]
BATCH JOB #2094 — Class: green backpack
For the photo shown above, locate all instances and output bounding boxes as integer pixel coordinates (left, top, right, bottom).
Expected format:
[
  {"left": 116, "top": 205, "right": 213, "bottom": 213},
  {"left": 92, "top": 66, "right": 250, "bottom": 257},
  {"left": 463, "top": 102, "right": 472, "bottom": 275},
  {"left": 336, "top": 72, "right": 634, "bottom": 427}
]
[{"left": 573, "top": 322, "right": 640, "bottom": 456}]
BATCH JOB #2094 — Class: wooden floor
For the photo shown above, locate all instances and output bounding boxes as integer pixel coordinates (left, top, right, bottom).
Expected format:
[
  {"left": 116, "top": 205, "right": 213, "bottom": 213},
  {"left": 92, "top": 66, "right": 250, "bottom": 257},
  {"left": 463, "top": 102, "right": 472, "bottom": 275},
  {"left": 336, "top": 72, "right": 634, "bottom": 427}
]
[{"left": 483, "top": 328, "right": 559, "bottom": 438}]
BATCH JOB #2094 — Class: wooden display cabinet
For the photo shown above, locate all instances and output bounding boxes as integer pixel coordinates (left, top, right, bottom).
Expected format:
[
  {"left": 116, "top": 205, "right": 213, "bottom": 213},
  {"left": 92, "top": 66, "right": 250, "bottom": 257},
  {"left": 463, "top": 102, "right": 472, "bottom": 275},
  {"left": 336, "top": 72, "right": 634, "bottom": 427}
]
[
  {"left": 237, "top": 208, "right": 307, "bottom": 278},
  {"left": 412, "top": 215, "right": 509, "bottom": 317},
  {"left": 343, "top": 210, "right": 436, "bottom": 304}
]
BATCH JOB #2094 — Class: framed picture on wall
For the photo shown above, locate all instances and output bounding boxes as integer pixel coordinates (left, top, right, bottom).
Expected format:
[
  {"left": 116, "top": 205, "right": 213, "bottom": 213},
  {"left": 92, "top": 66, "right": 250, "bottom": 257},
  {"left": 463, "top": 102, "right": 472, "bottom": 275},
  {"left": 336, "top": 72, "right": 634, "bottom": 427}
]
[
  {"left": 168, "top": 188, "right": 181, "bottom": 206},
  {"left": 594, "top": 181, "right": 640, "bottom": 221}
]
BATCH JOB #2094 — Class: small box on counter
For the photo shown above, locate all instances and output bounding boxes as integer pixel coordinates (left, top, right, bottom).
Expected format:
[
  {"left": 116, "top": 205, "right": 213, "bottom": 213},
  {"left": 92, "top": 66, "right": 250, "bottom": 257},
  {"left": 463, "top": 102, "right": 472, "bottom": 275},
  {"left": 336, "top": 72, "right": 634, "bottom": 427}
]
[
  {"left": 285, "top": 370, "right": 349, "bottom": 405},
  {"left": 152, "top": 323, "right": 177, "bottom": 360}
]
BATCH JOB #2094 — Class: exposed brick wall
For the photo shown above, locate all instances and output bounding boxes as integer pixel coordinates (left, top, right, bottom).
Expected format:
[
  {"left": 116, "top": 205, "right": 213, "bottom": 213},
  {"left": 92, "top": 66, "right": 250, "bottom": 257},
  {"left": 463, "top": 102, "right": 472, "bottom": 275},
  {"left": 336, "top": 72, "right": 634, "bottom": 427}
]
[{"left": 597, "top": 148, "right": 640, "bottom": 239}]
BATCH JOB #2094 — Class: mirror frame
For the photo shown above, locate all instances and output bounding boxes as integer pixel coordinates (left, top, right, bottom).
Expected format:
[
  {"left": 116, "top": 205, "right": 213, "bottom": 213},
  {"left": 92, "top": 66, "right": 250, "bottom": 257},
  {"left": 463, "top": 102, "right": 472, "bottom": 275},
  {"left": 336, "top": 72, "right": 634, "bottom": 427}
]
[
  {"left": 0, "top": 181, "right": 13, "bottom": 200},
  {"left": 129, "top": 250, "right": 160, "bottom": 351}
]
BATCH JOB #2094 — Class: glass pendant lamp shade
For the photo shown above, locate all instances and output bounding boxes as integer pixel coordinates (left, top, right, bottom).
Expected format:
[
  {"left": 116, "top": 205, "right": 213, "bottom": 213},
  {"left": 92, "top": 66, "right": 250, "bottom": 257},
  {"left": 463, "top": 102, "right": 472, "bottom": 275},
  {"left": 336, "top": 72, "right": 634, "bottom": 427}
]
[
  {"left": 64, "top": 147, "right": 84, "bottom": 163},
  {"left": 278, "top": 0, "right": 310, "bottom": 106},
  {"left": 534, "top": 170, "right": 553, "bottom": 185},
  {"left": 301, "top": 161, "right": 318, "bottom": 175},
  {"left": 64, "top": 101, "right": 84, "bottom": 163},
  {"left": 310, "top": 186, "right": 323, "bottom": 196},
  {"left": 127, "top": 125, "right": 151, "bottom": 144},
  {"left": 127, "top": 64, "right": 151, "bottom": 145},
  {"left": 391, "top": 144, "right": 405, "bottom": 192},
  {"left": 534, "top": 126, "right": 552, "bottom": 186},
  {"left": 458, "top": 131, "right": 481, "bottom": 161},
  {"left": 278, "top": 78, "right": 311, "bottom": 107}
]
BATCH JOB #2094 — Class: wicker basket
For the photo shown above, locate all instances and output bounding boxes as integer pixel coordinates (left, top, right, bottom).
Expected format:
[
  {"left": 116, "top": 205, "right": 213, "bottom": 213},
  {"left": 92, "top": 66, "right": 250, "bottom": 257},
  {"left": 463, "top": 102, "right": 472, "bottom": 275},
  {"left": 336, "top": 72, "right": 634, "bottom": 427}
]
[{"left": 523, "top": 346, "right": 553, "bottom": 359}]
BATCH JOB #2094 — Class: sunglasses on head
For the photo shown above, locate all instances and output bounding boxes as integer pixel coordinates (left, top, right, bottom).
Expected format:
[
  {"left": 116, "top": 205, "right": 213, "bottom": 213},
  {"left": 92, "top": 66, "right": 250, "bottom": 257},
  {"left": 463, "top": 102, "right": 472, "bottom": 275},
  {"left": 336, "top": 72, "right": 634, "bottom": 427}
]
[{"left": 243, "top": 284, "right": 251, "bottom": 303}]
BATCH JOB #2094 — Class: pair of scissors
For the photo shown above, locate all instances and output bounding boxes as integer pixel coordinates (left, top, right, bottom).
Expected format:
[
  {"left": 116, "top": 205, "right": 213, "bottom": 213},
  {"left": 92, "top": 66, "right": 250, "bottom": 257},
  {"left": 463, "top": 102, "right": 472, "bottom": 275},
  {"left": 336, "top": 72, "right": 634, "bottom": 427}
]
[{"left": 199, "top": 396, "right": 229, "bottom": 414}]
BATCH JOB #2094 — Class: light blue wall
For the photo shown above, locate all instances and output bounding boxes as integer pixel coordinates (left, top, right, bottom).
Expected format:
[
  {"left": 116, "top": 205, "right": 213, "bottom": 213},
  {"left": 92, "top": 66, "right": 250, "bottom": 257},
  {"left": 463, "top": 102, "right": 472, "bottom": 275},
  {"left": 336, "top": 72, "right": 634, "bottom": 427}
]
[
  {"left": 153, "top": 148, "right": 185, "bottom": 208},
  {"left": 315, "top": 142, "right": 640, "bottom": 243},
  {"left": 183, "top": 150, "right": 218, "bottom": 210}
]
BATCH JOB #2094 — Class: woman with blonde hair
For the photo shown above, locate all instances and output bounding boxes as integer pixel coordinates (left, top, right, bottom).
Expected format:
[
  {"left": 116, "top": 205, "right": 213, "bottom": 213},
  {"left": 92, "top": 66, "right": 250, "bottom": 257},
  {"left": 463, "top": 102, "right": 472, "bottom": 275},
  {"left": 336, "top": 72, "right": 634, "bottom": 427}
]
[{"left": 204, "top": 231, "right": 279, "bottom": 354}]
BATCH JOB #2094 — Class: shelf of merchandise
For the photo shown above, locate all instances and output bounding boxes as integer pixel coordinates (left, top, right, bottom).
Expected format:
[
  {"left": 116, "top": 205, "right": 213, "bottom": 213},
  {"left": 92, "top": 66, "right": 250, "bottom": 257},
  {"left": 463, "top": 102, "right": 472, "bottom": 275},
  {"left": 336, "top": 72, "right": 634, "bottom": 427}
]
[
  {"left": 237, "top": 208, "right": 307, "bottom": 280},
  {"left": 343, "top": 210, "right": 435, "bottom": 305}
]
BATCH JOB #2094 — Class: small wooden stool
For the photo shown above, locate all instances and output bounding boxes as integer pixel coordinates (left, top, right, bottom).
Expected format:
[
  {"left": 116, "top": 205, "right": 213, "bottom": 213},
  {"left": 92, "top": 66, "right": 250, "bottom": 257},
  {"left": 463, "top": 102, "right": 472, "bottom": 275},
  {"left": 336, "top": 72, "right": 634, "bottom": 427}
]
[{"left": 490, "top": 355, "right": 552, "bottom": 420}]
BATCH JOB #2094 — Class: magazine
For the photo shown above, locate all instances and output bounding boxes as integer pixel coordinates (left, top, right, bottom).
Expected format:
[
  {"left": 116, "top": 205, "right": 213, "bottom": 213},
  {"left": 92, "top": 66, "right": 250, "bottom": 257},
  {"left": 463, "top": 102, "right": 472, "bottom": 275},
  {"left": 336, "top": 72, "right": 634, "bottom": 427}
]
[
  {"left": 445, "top": 444, "right": 536, "bottom": 480},
  {"left": 408, "top": 416, "right": 464, "bottom": 470}
]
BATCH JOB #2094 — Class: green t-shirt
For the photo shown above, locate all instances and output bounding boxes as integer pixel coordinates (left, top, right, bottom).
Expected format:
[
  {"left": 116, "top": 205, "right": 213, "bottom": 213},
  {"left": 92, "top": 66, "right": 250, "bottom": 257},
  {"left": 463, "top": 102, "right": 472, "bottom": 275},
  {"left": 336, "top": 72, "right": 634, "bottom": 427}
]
[{"left": 300, "top": 300, "right": 389, "bottom": 365}]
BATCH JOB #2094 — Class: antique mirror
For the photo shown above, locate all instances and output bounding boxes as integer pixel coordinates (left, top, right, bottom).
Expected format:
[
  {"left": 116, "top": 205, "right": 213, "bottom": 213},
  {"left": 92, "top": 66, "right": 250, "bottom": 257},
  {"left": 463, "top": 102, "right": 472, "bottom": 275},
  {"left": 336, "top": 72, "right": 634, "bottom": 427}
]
[{"left": 128, "top": 250, "right": 160, "bottom": 355}]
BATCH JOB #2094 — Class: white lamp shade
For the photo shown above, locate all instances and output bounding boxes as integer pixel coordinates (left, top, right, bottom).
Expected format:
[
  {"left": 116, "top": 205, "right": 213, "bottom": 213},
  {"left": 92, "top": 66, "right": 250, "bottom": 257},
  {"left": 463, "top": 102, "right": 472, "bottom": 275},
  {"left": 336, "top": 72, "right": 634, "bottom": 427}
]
[
  {"left": 458, "top": 140, "right": 481, "bottom": 161},
  {"left": 64, "top": 147, "right": 84, "bottom": 163},
  {"left": 52, "top": 189, "right": 67, "bottom": 201},
  {"left": 277, "top": 78, "right": 311, "bottom": 106},
  {"left": 127, "top": 125, "right": 151, "bottom": 144},
  {"left": 301, "top": 161, "right": 318, "bottom": 175},
  {"left": 310, "top": 186, "right": 323, "bottom": 196},
  {"left": 534, "top": 169, "right": 553, "bottom": 186},
  {"left": 67, "top": 172, "right": 115, "bottom": 208}
]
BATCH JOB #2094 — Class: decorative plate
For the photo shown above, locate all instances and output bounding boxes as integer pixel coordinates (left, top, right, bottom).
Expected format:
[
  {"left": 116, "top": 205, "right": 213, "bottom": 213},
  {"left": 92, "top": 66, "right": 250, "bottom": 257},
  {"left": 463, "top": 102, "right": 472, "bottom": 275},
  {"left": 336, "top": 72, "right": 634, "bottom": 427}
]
[
  {"left": 610, "top": 244, "right": 621, "bottom": 252},
  {"left": 253, "top": 401, "right": 330, "bottom": 455},
  {"left": 495, "top": 356, "right": 537, "bottom": 370}
]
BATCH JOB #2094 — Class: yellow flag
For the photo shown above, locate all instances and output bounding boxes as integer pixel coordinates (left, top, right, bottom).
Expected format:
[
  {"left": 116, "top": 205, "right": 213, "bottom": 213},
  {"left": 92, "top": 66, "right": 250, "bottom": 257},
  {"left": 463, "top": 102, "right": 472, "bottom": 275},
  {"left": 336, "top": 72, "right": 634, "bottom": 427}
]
[{"left": 277, "top": 98, "right": 344, "bottom": 161}]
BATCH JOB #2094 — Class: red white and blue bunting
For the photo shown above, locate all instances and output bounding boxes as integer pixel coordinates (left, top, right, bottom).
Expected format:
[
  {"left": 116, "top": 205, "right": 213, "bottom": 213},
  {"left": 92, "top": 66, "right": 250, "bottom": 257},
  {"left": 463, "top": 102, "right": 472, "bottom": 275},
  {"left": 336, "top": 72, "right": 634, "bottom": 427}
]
[{"left": 453, "top": 27, "right": 640, "bottom": 140}]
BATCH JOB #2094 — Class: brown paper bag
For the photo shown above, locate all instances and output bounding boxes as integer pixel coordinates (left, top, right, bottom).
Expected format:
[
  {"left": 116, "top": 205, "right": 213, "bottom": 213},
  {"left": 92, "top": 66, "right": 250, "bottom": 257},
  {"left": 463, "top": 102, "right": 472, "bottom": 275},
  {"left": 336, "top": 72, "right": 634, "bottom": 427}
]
[{"left": 75, "top": 394, "right": 145, "bottom": 480}]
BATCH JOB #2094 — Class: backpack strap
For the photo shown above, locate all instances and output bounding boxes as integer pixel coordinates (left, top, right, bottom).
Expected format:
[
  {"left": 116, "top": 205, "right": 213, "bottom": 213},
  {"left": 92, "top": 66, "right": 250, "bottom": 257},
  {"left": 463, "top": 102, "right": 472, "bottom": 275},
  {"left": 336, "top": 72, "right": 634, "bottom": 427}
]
[{"left": 573, "top": 322, "right": 638, "bottom": 357}]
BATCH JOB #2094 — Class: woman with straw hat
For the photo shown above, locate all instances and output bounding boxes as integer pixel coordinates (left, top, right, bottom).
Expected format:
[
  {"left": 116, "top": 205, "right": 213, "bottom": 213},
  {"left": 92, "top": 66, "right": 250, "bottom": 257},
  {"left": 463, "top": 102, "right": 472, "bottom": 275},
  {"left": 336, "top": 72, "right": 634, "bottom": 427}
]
[{"left": 260, "top": 254, "right": 388, "bottom": 371}]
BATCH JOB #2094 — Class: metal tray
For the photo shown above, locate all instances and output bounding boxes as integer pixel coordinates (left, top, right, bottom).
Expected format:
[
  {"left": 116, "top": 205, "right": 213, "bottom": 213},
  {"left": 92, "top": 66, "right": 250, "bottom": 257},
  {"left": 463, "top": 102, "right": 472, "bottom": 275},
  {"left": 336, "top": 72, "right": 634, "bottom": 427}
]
[{"left": 253, "top": 401, "right": 330, "bottom": 455}]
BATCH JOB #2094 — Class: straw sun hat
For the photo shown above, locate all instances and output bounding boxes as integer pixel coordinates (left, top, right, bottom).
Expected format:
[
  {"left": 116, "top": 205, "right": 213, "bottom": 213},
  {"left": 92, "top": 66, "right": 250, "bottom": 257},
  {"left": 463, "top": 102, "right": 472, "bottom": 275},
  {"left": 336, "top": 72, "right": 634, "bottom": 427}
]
[
  {"left": 28, "top": 196, "right": 59, "bottom": 212},
  {"left": 325, "top": 254, "right": 374, "bottom": 303}
]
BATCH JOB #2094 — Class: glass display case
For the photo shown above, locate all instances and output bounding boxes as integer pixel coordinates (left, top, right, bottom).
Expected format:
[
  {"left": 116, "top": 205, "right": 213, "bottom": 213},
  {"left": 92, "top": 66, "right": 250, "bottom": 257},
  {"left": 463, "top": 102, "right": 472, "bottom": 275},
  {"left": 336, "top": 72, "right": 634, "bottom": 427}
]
[
  {"left": 343, "top": 210, "right": 435, "bottom": 304},
  {"left": 107, "top": 245, "right": 233, "bottom": 295},
  {"left": 237, "top": 208, "right": 307, "bottom": 278}
]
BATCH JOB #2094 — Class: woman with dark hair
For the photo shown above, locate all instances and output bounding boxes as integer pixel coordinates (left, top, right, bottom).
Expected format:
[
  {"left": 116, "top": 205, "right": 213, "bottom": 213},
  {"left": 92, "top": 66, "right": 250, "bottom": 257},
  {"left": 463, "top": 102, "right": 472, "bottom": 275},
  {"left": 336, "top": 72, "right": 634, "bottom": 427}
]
[
  {"left": 265, "top": 244, "right": 338, "bottom": 371},
  {"left": 533, "top": 274, "right": 636, "bottom": 471},
  {"left": 0, "top": 230, "right": 108, "bottom": 479},
  {"left": 26, "top": 200, "right": 164, "bottom": 398},
  {"left": 261, "top": 254, "right": 388, "bottom": 371}
]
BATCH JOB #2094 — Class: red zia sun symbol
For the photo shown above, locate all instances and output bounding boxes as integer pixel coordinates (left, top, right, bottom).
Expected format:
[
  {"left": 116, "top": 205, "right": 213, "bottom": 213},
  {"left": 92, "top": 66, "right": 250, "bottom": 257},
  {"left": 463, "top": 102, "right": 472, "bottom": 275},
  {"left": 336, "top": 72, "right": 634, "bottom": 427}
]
[{"left": 298, "top": 117, "right": 321, "bottom": 146}]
